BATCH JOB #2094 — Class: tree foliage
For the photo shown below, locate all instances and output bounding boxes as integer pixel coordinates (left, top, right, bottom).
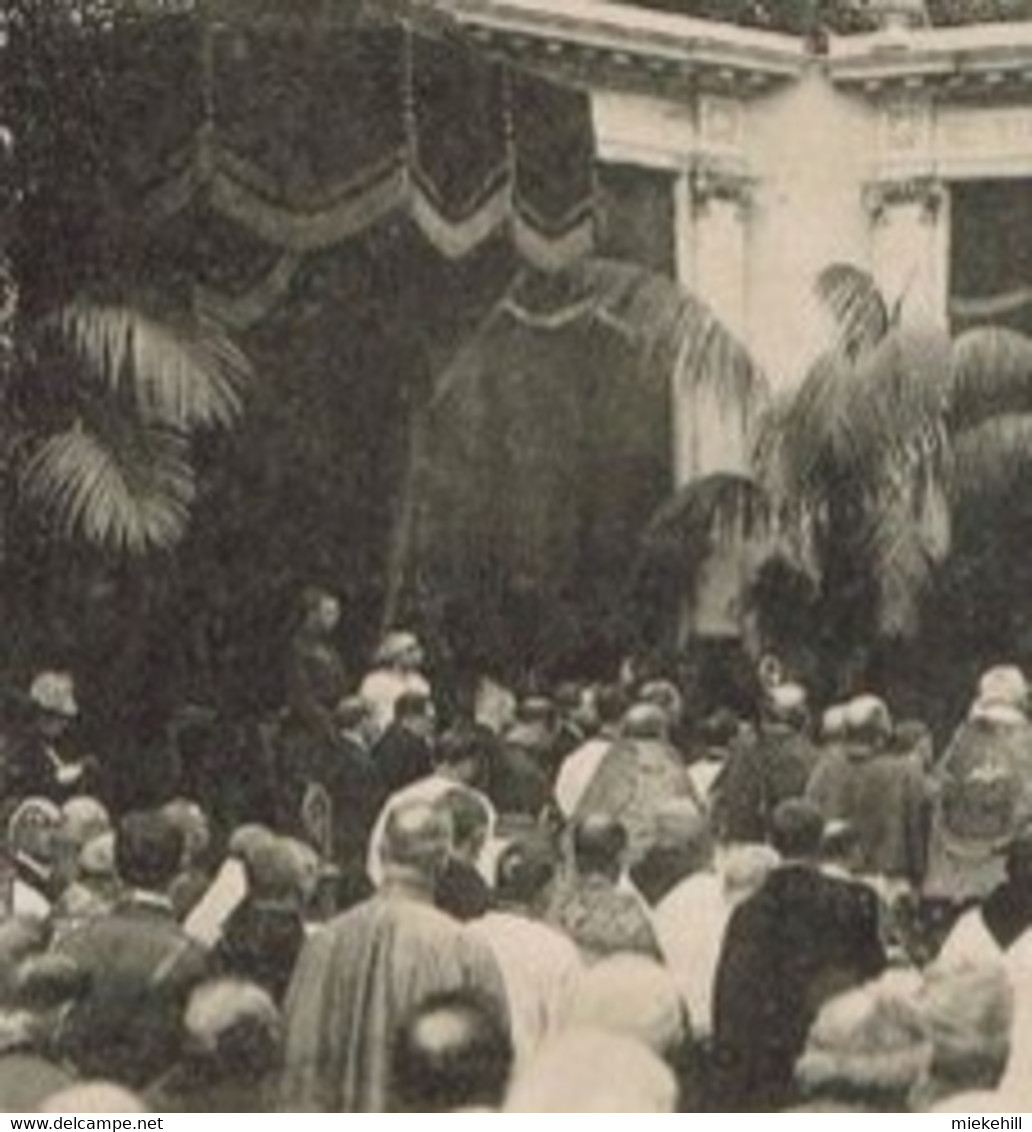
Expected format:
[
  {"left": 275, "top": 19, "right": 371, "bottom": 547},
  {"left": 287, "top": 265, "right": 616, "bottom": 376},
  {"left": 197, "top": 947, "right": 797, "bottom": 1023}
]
[
  {"left": 1, "top": 2, "right": 253, "bottom": 556},
  {"left": 654, "top": 262, "right": 1032, "bottom": 694}
]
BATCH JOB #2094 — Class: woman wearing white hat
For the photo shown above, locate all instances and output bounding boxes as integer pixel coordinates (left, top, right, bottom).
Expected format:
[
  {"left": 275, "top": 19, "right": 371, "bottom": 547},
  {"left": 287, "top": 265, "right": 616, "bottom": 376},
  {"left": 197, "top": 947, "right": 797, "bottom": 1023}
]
[
  {"left": 924, "top": 666, "right": 1032, "bottom": 906},
  {"left": 1, "top": 672, "right": 99, "bottom": 805},
  {"left": 359, "top": 630, "right": 431, "bottom": 741}
]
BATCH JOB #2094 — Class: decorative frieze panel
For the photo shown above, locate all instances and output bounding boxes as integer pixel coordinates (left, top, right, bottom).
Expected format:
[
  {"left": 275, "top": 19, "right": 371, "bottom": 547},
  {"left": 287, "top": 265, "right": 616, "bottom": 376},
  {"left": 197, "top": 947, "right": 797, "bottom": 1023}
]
[
  {"left": 879, "top": 94, "right": 934, "bottom": 155},
  {"left": 936, "top": 103, "right": 1032, "bottom": 177},
  {"left": 698, "top": 94, "right": 746, "bottom": 152},
  {"left": 593, "top": 90, "right": 696, "bottom": 170},
  {"left": 867, "top": 94, "right": 1032, "bottom": 185}
]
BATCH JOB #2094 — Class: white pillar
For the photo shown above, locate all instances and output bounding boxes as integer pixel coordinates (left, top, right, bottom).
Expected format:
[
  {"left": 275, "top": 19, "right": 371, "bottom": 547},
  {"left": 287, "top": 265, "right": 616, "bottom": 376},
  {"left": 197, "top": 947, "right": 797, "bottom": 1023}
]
[
  {"left": 671, "top": 163, "right": 757, "bottom": 641},
  {"left": 692, "top": 185, "right": 748, "bottom": 342},
  {"left": 671, "top": 161, "right": 754, "bottom": 488},
  {"left": 867, "top": 176, "right": 950, "bottom": 330}
]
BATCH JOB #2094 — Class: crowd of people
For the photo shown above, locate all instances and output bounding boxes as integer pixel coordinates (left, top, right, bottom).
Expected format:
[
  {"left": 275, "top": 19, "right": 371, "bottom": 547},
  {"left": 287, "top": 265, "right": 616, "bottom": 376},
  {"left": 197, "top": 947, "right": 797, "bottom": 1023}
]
[{"left": 1, "top": 591, "right": 1032, "bottom": 1112}]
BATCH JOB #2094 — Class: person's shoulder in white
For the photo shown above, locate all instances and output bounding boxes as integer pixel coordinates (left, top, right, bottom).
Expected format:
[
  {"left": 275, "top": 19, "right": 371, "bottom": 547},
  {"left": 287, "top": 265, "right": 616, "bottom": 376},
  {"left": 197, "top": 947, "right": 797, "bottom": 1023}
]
[
  {"left": 939, "top": 904, "right": 1002, "bottom": 970},
  {"left": 653, "top": 869, "right": 726, "bottom": 958},
  {"left": 471, "top": 909, "right": 580, "bottom": 966},
  {"left": 554, "top": 736, "right": 611, "bottom": 818}
]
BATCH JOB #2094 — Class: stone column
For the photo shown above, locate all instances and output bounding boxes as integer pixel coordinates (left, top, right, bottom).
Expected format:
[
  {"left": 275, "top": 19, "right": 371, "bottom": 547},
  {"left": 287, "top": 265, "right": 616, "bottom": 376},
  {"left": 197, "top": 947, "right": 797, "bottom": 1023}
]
[
  {"left": 671, "top": 158, "right": 755, "bottom": 487},
  {"left": 691, "top": 161, "right": 750, "bottom": 340}
]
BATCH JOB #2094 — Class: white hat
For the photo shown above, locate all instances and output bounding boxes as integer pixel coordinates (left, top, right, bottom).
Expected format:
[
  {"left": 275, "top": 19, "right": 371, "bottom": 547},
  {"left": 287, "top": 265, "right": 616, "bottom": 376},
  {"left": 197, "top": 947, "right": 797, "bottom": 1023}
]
[
  {"left": 374, "top": 630, "right": 420, "bottom": 667},
  {"left": 504, "top": 1029, "right": 677, "bottom": 1113},
  {"left": 976, "top": 666, "right": 1028, "bottom": 713},
  {"left": 822, "top": 705, "right": 849, "bottom": 741},
  {"left": 844, "top": 695, "right": 893, "bottom": 746},
  {"left": 29, "top": 671, "right": 78, "bottom": 719},
  {"left": 767, "top": 682, "right": 807, "bottom": 722}
]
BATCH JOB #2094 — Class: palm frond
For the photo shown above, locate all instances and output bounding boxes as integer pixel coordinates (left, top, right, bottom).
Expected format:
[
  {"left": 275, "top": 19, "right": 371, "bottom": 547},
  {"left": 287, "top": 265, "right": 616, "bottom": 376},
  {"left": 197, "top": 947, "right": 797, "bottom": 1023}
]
[
  {"left": 21, "top": 424, "right": 196, "bottom": 553},
  {"left": 755, "top": 323, "right": 952, "bottom": 639},
  {"left": 576, "top": 258, "right": 772, "bottom": 421},
  {"left": 814, "top": 263, "right": 890, "bottom": 359},
  {"left": 839, "top": 327, "right": 952, "bottom": 483},
  {"left": 949, "top": 327, "right": 1032, "bottom": 432},
  {"left": 636, "top": 472, "right": 778, "bottom": 618},
  {"left": 767, "top": 327, "right": 951, "bottom": 507},
  {"left": 868, "top": 473, "right": 952, "bottom": 637},
  {"left": 639, "top": 472, "right": 773, "bottom": 568},
  {"left": 951, "top": 413, "right": 1032, "bottom": 506},
  {"left": 40, "top": 301, "right": 251, "bottom": 430},
  {"left": 759, "top": 351, "right": 845, "bottom": 507}
]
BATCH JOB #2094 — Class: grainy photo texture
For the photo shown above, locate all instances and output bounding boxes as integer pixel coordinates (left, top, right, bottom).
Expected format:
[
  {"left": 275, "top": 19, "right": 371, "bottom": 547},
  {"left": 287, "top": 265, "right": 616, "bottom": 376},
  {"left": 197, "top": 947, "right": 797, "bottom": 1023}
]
[{"left": 0, "top": 0, "right": 1031, "bottom": 1116}]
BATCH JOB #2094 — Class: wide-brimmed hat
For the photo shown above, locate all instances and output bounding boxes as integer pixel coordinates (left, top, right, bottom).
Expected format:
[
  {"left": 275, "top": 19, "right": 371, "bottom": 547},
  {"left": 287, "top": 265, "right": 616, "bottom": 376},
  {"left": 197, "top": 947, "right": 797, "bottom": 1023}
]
[
  {"left": 374, "top": 630, "right": 421, "bottom": 667},
  {"left": 766, "top": 682, "right": 808, "bottom": 725},
  {"left": 918, "top": 957, "right": 1014, "bottom": 1084},
  {"left": 971, "top": 666, "right": 1029, "bottom": 724},
  {"left": 843, "top": 695, "right": 893, "bottom": 749},
  {"left": 60, "top": 797, "right": 110, "bottom": 852},
  {"left": 504, "top": 1029, "right": 677, "bottom": 1113},
  {"left": 821, "top": 704, "right": 849, "bottom": 742},
  {"left": 7, "top": 797, "right": 62, "bottom": 863},
  {"left": 796, "top": 974, "right": 932, "bottom": 1097},
  {"left": 29, "top": 672, "right": 78, "bottom": 719}
]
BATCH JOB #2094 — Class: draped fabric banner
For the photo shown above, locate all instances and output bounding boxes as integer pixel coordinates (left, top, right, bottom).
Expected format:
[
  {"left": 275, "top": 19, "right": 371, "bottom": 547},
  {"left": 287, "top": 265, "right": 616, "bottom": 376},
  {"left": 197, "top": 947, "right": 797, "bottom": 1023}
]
[
  {"left": 401, "top": 262, "right": 673, "bottom": 682},
  {"left": 76, "top": 6, "right": 597, "bottom": 305},
  {"left": 8, "top": 1, "right": 596, "bottom": 322}
]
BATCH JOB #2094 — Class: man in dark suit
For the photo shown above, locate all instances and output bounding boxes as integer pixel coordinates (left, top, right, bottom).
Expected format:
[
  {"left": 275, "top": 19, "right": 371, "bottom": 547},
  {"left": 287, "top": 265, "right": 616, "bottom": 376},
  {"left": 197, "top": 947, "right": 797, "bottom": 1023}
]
[
  {"left": 325, "top": 696, "right": 383, "bottom": 873},
  {"left": 371, "top": 691, "right": 436, "bottom": 797},
  {"left": 711, "top": 684, "right": 818, "bottom": 845},
  {"left": 54, "top": 810, "right": 210, "bottom": 1089},
  {"left": 711, "top": 798, "right": 886, "bottom": 1112}
]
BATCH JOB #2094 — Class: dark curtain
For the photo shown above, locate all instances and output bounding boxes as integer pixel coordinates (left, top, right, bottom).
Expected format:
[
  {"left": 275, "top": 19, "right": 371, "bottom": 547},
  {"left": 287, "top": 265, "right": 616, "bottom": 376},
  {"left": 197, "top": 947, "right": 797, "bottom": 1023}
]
[
  {"left": 596, "top": 163, "right": 677, "bottom": 279},
  {"left": 399, "top": 261, "right": 679, "bottom": 688}
]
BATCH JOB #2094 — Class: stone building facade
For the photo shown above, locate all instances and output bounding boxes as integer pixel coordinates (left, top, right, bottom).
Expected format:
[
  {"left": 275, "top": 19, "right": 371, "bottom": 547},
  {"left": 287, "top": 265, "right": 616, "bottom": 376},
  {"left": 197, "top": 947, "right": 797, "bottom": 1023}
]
[{"left": 448, "top": 0, "right": 1032, "bottom": 481}]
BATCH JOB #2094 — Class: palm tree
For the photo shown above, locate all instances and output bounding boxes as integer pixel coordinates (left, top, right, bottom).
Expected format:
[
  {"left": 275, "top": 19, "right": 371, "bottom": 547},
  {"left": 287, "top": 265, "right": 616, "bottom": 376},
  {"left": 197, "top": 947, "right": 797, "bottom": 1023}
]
[
  {"left": 0, "top": 5, "right": 252, "bottom": 561},
  {"left": 648, "top": 262, "right": 1032, "bottom": 699},
  {"left": 15, "top": 294, "right": 250, "bottom": 555},
  {"left": 0, "top": 285, "right": 252, "bottom": 725}
]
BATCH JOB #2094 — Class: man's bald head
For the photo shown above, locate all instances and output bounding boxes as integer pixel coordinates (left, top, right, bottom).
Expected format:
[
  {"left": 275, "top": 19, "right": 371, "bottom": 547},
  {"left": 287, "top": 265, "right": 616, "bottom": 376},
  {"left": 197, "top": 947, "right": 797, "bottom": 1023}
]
[
  {"left": 622, "top": 703, "right": 669, "bottom": 741},
  {"left": 39, "top": 1084, "right": 146, "bottom": 1113},
  {"left": 572, "top": 814, "right": 627, "bottom": 880},
  {"left": 381, "top": 800, "right": 453, "bottom": 881}
]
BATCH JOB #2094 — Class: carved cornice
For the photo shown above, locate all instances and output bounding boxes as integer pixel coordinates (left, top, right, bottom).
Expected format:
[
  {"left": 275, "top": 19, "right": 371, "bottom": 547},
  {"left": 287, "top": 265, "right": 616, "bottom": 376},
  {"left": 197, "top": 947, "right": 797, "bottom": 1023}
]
[
  {"left": 447, "top": 0, "right": 806, "bottom": 97},
  {"left": 826, "top": 20, "right": 1032, "bottom": 94},
  {"left": 862, "top": 175, "right": 946, "bottom": 223}
]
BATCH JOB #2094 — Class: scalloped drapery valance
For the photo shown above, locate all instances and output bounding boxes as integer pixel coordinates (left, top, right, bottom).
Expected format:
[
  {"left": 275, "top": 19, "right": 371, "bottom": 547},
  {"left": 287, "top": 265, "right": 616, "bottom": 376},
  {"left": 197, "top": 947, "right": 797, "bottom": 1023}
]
[{"left": 5, "top": 0, "right": 596, "bottom": 299}]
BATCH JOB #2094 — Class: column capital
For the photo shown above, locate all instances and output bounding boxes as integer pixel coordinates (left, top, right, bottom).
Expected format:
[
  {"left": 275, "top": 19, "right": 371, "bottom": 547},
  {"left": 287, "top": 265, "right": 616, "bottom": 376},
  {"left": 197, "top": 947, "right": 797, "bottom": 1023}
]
[
  {"left": 862, "top": 175, "right": 946, "bottom": 226},
  {"left": 689, "top": 158, "right": 756, "bottom": 220}
]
